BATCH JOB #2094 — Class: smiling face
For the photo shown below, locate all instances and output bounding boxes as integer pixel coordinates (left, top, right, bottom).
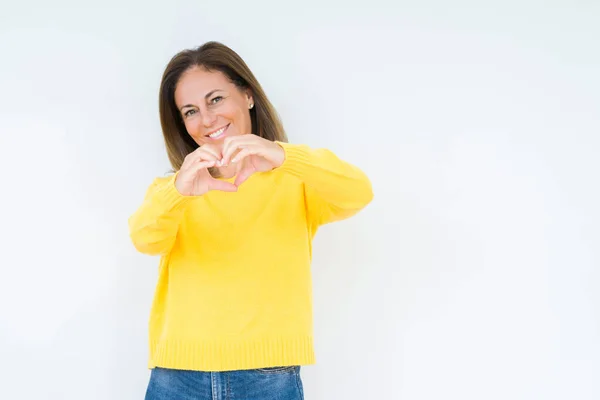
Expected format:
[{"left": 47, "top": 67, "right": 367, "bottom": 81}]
[{"left": 174, "top": 66, "right": 254, "bottom": 148}]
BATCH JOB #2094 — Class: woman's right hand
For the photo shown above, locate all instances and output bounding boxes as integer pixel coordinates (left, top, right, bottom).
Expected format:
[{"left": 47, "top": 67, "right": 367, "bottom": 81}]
[{"left": 174, "top": 145, "right": 237, "bottom": 196}]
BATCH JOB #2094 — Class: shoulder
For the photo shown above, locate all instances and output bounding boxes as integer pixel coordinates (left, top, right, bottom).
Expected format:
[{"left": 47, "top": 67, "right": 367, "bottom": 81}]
[
  {"left": 143, "top": 173, "right": 177, "bottom": 194},
  {"left": 153, "top": 174, "right": 176, "bottom": 185}
]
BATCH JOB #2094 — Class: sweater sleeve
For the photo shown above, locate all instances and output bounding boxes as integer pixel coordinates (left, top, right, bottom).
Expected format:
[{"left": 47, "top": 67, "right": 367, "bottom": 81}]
[
  {"left": 276, "top": 142, "right": 374, "bottom": 226},
  {"left": 128, "top": 173, "right": 192, "bottom": 256}
]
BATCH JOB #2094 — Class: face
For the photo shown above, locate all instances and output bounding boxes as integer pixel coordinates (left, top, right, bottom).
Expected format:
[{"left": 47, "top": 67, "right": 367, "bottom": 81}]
[{"left": 174, "top": 66, "right": 253, "bottom": 148}]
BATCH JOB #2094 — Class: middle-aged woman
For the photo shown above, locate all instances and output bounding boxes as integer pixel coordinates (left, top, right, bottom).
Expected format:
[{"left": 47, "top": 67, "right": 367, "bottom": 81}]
[{"left": 128, "top": 41, "right": 373, "bottom": 400}]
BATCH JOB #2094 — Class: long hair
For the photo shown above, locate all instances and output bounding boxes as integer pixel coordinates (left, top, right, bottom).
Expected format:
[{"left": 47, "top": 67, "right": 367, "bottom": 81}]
[{"left": 158, "top": 41, "right": 288, "bottom": 172}]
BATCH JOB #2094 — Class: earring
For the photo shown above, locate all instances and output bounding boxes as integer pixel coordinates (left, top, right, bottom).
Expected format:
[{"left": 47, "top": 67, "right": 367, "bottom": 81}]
[{"left": 249, "top": 103, "right": 254, "bottom": 109}]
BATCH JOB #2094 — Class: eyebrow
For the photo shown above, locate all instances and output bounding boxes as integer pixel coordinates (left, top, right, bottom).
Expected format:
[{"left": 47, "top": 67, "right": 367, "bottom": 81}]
[{"left": 179, "top": 89, "right": 224, "bottom": 111}]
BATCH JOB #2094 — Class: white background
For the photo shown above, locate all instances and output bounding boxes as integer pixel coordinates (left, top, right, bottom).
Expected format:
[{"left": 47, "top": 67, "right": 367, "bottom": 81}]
[{"left": 1, "top": 1, "right": 598, "bottom": 399}]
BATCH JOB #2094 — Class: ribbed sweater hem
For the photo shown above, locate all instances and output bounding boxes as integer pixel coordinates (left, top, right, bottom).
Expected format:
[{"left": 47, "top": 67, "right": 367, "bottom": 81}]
[{"left": 148, "top": 335, "right": 316, "bottom": 372}]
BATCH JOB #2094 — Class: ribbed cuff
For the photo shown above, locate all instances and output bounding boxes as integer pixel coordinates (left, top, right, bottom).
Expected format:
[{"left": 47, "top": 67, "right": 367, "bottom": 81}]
[
  {"left": 156, "top": 172, "right": 193, "bottom": 212},
  {"left": 275, "top": 142, "right": 315, "bottom": 180}
]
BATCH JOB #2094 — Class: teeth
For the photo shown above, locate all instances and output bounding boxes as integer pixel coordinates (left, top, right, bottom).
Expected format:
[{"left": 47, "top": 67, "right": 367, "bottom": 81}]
[{"left": 208, "top": 126, "right": 226, "bottom": 138}]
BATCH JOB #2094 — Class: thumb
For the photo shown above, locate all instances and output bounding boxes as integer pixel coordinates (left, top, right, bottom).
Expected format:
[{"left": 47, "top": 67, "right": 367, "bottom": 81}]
[{"left": 234, "top": 163, "right": 255, "bottom": 187}]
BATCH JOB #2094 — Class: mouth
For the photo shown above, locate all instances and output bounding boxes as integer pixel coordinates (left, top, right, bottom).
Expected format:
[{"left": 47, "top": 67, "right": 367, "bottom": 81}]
[{"left": 205, "top": 124, "right": 230, "bottom": 140}]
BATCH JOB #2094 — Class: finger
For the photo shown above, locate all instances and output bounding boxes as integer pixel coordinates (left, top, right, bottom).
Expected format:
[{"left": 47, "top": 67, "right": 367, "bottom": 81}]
[
  {"left": 185, "top": 159, "right": 216, "bottom": 173},
  {"left": 223, "top": 142, "right": 257, "bottom": 166},
  {"left": 199, "top": 144, "right": 221, "bottom": 160},
  {"left": 195, "top": 148, "right": 220, "bottom": 162},
  {"left": 231, "top": 148, "right": 251, "bottom": 164},
  {"left": 183, "top": 148, "right": 218, "bottom": 169},
  {"left": 209, "top": 179, "right": 238, "bottom": 192},
  {"left": 221, "top": 136, "right": 257, "bottom": 165},
  {"left": 220, "top": 137, "right": 239, "bottom": 166},
  {"left": 196, "top": 160, "right": 217, "bottom": 169},
  {"left": 193, "top": 146, "right": 221, "bottom": 162}
]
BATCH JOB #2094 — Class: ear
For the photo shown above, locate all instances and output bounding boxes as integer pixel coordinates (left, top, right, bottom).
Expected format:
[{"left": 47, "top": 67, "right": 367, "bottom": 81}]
[{"left": 245, "top": 89, "right": 254, "bottom": 108}]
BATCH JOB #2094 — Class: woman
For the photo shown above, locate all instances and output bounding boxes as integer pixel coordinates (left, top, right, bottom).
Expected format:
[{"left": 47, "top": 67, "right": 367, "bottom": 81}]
[{"left": 128, "top": 41, "right": 373, "bottom": 400}]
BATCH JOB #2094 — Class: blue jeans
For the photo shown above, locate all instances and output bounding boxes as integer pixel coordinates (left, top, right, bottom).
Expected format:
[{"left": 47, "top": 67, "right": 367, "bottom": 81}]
[{"left": 145, "top": 365, "right": 304, "bottom": 400}]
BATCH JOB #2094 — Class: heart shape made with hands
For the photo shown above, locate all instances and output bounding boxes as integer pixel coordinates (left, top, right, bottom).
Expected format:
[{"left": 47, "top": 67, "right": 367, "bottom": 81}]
[
  {"left": 176, "top": 134, "right": 285, "bottom": 196},
  {"left": 211, "top": 153, "right": 264, "bottom": 188},
  {"left": 175, "top": 135, "right": 285, "bottom": 196}
]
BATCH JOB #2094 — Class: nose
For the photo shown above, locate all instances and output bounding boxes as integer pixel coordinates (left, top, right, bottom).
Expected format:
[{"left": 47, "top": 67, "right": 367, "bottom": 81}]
[{"left": 201, "top": 108, "right": 217, "bottom": 128}]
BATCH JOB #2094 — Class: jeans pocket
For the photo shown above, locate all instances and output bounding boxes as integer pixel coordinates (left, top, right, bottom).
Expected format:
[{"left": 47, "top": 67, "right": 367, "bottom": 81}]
[{"left": 255, "top": 365, "right": 296, "bottom": 374}]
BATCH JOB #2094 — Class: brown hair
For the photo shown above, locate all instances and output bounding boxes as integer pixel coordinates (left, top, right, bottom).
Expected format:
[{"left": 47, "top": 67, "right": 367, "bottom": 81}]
[{"left": 158, "top": 41, "right": 288, "bottom": 172}]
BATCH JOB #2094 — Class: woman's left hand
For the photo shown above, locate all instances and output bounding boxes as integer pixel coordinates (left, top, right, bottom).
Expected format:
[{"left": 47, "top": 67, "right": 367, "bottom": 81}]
[{"left": 220, "top": 134, "right": 285, "bottom": 186}]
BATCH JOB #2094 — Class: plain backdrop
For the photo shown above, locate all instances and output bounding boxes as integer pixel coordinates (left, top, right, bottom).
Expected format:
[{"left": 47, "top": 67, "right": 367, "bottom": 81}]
[{"left": 1, "top": 1, "right": 598, "bottom": 399}]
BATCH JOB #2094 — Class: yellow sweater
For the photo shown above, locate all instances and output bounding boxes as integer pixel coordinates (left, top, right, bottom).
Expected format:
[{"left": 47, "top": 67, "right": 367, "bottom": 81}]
[{"left": 128, "top": 142, "right": 373, "bottom": 372}]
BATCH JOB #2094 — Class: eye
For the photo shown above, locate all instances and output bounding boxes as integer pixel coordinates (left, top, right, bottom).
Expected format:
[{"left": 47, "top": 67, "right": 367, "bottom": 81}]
[
  {"left": 183, "top": 109, "right": 197, "bottom": 117},
  {"left": 210, "top": 96, "right": 223, "bottom": 105}
]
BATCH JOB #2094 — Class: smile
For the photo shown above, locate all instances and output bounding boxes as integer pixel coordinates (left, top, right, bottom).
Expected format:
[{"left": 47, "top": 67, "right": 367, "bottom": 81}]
[{"left": 206, "top": 124, "right": 230, "bottom": 139}]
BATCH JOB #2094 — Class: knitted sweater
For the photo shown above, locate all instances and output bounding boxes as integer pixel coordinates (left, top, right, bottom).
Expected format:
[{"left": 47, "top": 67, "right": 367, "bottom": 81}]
[{"left": 128, "top": 141, "right": 373, "bottom": 371}]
